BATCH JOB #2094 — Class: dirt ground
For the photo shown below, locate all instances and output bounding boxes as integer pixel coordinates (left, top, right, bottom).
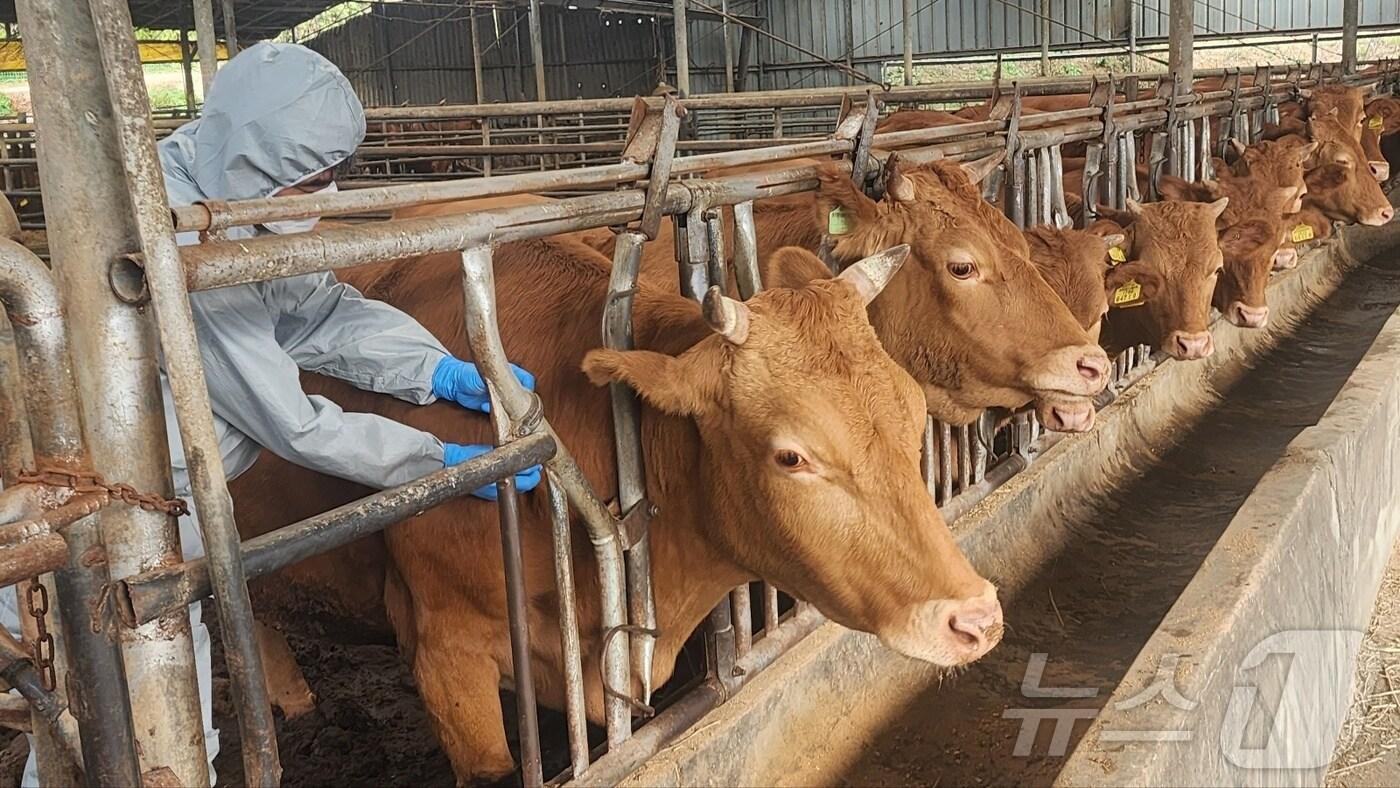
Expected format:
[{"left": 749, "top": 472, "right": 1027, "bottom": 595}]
[{"left": 1326, "top": 541, "right": 1400, "bottom": 788}]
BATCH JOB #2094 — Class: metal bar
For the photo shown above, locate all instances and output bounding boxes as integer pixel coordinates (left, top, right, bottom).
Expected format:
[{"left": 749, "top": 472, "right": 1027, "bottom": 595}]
[
  {"left": 489, "top": 395, "right": 543, "bottom": 788},
  {"left": 706, "top": 599, "right": 739, "bottom": 691},
  {"left": 674, "top": 0, "right": 690, "bottom": 96},
  {"left": 546, "top": 473, "right": 590, "bottom": 779},
  {"left": 14, "top": 1, "right": 207, "bottom": 783},
  {"left": 0, "top": 241, "right": 140, "bottom": 786},
  {"left": 902, "top": 0, "right": 914, "bottom": 86},
  {"left": 958, "top": 424, "right": 972, "bottom": 494},
  {"left": 192, "top": 0, "right": 218, "bottom": 97},
  {"left": 1168, "top": 0, "right": 1194, "bottom": 91},
  {"left": 763, "top": 584, "right": 779, "bottom": 632},
  {"left": 731, "top": 585, "right": 753, "bottom": 657},
  {"left": 1342, "top": 0, "right": 1359, "bottom": 74},
  {"left": 84, "top": 0, "right": 280, "bottom": 781},
  {"left": 921, "top": 416, "right": 937, "bottom": 499},
  {"left": 1040, "top": 0, "right": 1051, "bottom": 75},
  {"left": 218, "top": 0, "right": 238, "bottom": 53},
  {"left": 735, "top": 26, "right": 754, "bottom": 92},
  {"left": 528, "top": 0, "right": 548, "bottom": 101},
  {"left": 117, "top": 435, "right": 556, "bottom": 625},
  {"left": 179, "top": 28, "right": 196, "bottom": 112},
  {"left": 604, "top": 231, "right": 656, "bottom": 706},
  {"left": 570, "top": 607, "right": 825, "bottom": 788},
  {"left": 457, "top": 244, "right": 635, "bottom": 748},
  {"left": 704, "top": 209, "right": 727, "bottom": 292},
  {"left": 470, "top": 3, "right": 486, "bottom": 103},
  {"left": 731, "top": 201, "right": 761, "bottom": 298},
  {"left": 938, "top": 421, "right": 953, "bottom": 503},
  {"left": 722, "top": 0, "right": 735, "bottom": 93}
]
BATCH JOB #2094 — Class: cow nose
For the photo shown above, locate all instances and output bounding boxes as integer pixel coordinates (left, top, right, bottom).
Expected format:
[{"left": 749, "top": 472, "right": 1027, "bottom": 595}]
[
  {"left": 1169, "top": 330, "right": 1214, "bottom": 360},
  {"left": 1076, "top": 354, "right": 1109, "bottom": 385},
  {"left": 945, "top": 596, "right": 1004, "bottom": 656},
  {"left": 1272, "top": 247, "right": 1298, "bottom": 271},
  {"left": 1369, "top": 160, "right": 1391, "bottom": 181},
  {"left": 1374, "top": 205, "right": 1396, "bottom": 225},
  {"left": 1044, "top": 401, "right": 1096, "bottom": 433},
  {"left": 1229, "top": 302, "right": 1270, "bottom": 329}
]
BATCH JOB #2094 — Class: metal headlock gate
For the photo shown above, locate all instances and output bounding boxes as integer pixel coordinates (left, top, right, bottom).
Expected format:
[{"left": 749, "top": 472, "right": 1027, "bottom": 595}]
[{"left": 0, "top": 0, "right": 1396, "bottom": 783}]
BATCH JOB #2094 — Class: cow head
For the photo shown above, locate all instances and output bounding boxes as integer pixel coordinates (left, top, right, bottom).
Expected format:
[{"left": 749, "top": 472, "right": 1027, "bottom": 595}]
[
  {"left": 584, "top": 246, "right": 1002, "bottom": 667},
  {"left": 1099, "top": 199, "right": 1229, "bottom": 359},
  {"left": 1303, "top": 110, "right": 1395, "bottom": 226},
  {"left": 1366, "top": 96, "right": 1400, "bottom": 137},
  {"left": 1023, "top": 224, "right": 1130, "bottom": 343},
  {"left": 814, "top": 156, "right": 1109, "bottom": 433},
  {"left": 1158, "top": 174, "right": 1297, "bottom": 329},
  {"left": 1230, "top": 137, "right": 1316, "bottom": 213}
]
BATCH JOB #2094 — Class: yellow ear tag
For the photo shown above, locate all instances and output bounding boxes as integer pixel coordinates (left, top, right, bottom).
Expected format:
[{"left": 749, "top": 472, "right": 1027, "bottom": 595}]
[
  {"left": 1107, "top": 246, "right": 1127, "bottom": 264},
  {"left": 1369, "top": 115, "right": 1384, "bottom": 130},
  {"left": 1111, "top": 280, "right": 1144, "bottom": 308},
  {"left": 1290, "top": 223, "right": 1315, "bottom": 243},
  {"left": 828, "top": 206, "right": 852, "bottom": 236}
]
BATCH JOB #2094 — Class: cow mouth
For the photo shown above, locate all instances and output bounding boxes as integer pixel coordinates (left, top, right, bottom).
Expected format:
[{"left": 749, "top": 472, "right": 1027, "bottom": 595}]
[{"left": 880, "top": 586, "right": 1005, "bottom": 668}]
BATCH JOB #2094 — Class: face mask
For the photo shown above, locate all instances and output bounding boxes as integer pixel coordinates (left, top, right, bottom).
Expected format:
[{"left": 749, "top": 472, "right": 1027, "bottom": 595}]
[{"left": 262, "top": 182, "right": 338, "bottom": 235}]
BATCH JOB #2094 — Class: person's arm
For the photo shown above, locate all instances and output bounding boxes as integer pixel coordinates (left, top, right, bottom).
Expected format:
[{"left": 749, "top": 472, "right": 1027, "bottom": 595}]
[
  {"left": 190, "top": 285, "right": 445, "bottom": 489},
  {"left": 262, "top": 272, "right": 449, "bottom": 404}
]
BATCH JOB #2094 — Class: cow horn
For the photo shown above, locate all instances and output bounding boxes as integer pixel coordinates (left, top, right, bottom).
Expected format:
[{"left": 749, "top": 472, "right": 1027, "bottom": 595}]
[
  {"left": 839, "top": 244, "right": 911, "bottom": 304},
  {"left": 1125, "top": 198, "right": 1146, "bottom": 217},
  {"left": 885, "top": 154, "right": 916, "bottom": 202},
  {"left": 702, "top": 286, "right": 750, "bottom": 344},
  {"left": 960, "top": 150, "right": 1007, "bottom": 185},
  {"left": 1206, "top": 196, "right": 1230, "bottom": 219},
  {"left": 1227, "top": 138, "right": 1247, "bottom": 158}
]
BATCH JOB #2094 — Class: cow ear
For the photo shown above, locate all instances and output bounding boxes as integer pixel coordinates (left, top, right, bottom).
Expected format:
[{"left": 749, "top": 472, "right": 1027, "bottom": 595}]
[
  {"left": 1104, "top": 262, "right": 1162, "bottom": 305},
  {"left": 815, "top": 163, "right": 880, "bottom": 231},
  {"left": 959, "top": 150, "right": 1007, "bottom": 185},
  {"left": 1100, "top": 232, "right": 1127, "bottom": 249},
  {"left": 764, "top": 246, "right": 832, "bottom": 289},
  {"left": 1157, "top": 175, "right": 1197, "bottom": 202},
  {"left": 884, "top": 153, "right": 916, "bottom": 203},
  {"left": 583, "top": 349, "right": 718, "bottom": 417}
]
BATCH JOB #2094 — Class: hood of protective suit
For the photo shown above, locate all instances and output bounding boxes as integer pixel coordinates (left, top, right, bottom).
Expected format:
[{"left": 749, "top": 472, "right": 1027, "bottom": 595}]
[{"left": 159, "top": 42, "right": 364, "bottom": 240}]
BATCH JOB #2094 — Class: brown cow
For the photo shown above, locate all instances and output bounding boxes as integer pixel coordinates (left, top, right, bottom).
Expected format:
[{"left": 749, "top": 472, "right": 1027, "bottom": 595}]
[
  {"left": 234, "top": 236, "right": 1003, "bottom": 783},
  {"left": 1022, "top": 224, "right": 1132, "bottom": 342},
  {"left": 602, "top": 157, "right": 1110, "bottom": 431},
  {"left": 1093, "top": 198, "right": 1231, "bottom": 359},
  {"left": 1158, "top": 173, "right": 1300, "bottom": 328},
  {"left": 876, "top": 109, "right": 970, "bottom": 132},
  {"left": 1298, "top": 110, "right": 1395, "bottom": 226}
]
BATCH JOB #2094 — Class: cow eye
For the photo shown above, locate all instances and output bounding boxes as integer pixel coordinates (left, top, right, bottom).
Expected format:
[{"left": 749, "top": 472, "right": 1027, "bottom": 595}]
[
  {"left": 947, "top": 261, "right": 978, "bottom": 279},
  {"left": 774, "top": 449, "right": 808, "bottom": 471}
]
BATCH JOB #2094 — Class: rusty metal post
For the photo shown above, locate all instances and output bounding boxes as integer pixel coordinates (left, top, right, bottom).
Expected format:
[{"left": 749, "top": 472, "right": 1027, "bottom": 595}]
[
  {"left": 179, "top": 29, "right": 197, "bottom": 113},
  {"left": 674, "top": 0, "right": 690, "bottom": 96},
  {"left": 84, "top": 0, "right": 281, "bottom": 783},
  {"left": 528, "top": 0, "right": 547, "bottom": 101},
  {"left": 13, "top": 1, "right": 210, "bottom": 784},
  {"left": 192, "top": 0, "right": 218, "bottom": 97},
  {"left": 1342, "top": 0, "right": 1359, "bottom": 74},
  {"left": 469, "top": 3, "right": 487, "bottom": 104},
  {"left": 1167, "top": 0, "right": 1193, "bottom": 91},
  {"left": 902, "top": 0, "right": 914, "bottom": 86},
  {"left": 219, "top": 0, "right": 238, "bottom": 53}
]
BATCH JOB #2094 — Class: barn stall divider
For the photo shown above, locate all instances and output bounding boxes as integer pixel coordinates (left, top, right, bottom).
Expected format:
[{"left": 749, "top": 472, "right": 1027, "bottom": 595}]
[{"left": 0, "top": 1, "right": 1395, "bottom": 784}]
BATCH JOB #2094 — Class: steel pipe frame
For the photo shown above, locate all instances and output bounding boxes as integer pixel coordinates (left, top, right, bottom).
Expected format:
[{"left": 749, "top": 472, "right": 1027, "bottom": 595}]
[
  {"left": 83, "top": 0, "right": 280, "bottom": 782},
  {"left": 11, "top": 2, "right": 216, "bottom": 783},
  {"left": 191, "top": 0, "right": 218, "bottom": 98},
  {"left": 116, "top": 434, "right": 557, "bottom": 624},
  {"left": 0, "top": 223, "right": 140, "bottom": 784}
]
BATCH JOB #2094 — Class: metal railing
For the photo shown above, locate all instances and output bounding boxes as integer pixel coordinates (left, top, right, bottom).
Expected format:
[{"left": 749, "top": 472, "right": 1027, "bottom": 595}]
[{"left": 0, "top": 7, "right": 1394, "bottom": 783}]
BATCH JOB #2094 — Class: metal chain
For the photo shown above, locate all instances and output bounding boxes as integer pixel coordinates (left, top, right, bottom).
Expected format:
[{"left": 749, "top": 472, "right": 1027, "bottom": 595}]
[
  {"left": 18, "top": 466, "right": 189, "bottom": 518},
  {"left": 23, "top": 579, "right": 55, "bottom": 692}
]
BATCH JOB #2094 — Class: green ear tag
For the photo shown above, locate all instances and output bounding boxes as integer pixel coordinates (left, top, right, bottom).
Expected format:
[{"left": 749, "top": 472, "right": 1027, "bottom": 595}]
[
  {"left": 1290, "top": 223, "right": 1315, "bottom": 243},
  {"left": 828, "top": 206, "right": 852, "bottom": 236},
  {"left": 1111, "top": 280, "right": 1144, "bottom": 308},
  {"left": 1108, "top": 246, "right": 1127, "bottom": 264}
]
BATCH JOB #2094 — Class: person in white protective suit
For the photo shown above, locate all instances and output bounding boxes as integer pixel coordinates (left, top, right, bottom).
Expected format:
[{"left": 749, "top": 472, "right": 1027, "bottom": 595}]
[{"left": 2, "top": 41, "right": 539, "bottom": 785}]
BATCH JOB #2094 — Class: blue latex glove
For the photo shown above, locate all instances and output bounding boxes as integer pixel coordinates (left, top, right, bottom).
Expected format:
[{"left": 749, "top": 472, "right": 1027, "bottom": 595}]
[
  {"left": 431, "top": 356, "right": 535, "bottom": 413},
  {"left": 444, "top": 443, "right": 543, "bottom": 501}
]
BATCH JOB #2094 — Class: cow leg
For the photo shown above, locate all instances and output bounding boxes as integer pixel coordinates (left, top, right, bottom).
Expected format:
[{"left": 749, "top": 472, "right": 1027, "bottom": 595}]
[
  {"left": 412, "top": 617, "right": 514, "bottom": 785},
  {"left": 254, "top": 620, "right": 317, "bottom": 719}
]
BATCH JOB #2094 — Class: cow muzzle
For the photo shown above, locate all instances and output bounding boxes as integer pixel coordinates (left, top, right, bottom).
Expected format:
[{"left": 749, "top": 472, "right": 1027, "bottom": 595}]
[
  {"left": 1036, "top": 396, "right": 1097, "bottom": 433},
  {"left": 1227, "top": 302, "right": 1269, "bottom": 329},
  {"left": 1026, "top": 344, "right": 1111, "bottom": 398},
  {"left": 1167, "top": 329, "right": 1215, "bottom": 360},
  {"left": 1363, "top": 204, "right": 1395, "bottom": 226},
  {"left": 881, "top": 583, "right": 1004, "bottom": 668}
]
